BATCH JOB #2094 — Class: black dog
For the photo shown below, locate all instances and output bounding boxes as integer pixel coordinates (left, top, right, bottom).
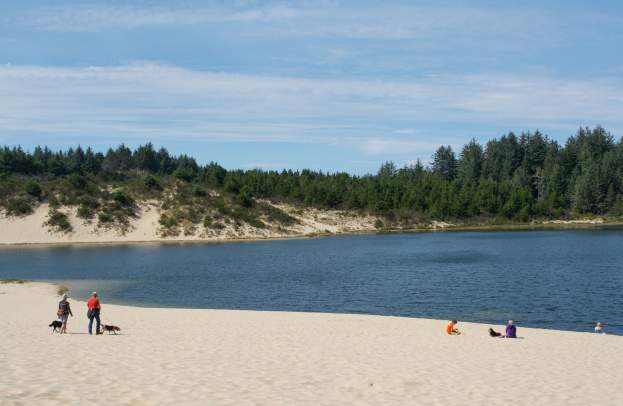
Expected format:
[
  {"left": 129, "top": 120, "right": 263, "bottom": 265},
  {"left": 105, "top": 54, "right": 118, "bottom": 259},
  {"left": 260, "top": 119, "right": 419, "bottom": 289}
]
[
  {"left": 101, "top": 324, "right": 121, "bottom": 334},
  {"left": 489, "top": 328, "right": 502, "bottom": 337},
  {"left": 49, "top": 320, "right": 62, "bottom": 333}
]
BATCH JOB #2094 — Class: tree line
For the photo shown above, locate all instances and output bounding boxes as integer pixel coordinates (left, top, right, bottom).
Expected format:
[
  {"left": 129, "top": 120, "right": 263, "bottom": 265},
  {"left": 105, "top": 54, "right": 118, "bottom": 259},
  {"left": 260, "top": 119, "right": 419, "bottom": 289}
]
[{"left": 1, "top": 126, "right": 622, "bottom": 222}]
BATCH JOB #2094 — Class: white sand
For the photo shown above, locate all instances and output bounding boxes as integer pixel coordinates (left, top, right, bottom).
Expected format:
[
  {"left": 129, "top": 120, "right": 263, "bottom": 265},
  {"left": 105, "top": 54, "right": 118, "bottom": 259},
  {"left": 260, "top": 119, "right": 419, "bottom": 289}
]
[
  {"left": 0, "top": 203, "right": 164, "bottom": 245},
  {"left": 1, "top": 282, "right": 621, "bottom": 405},
  {"left": 0, "top": 203, "right": 378, "bottom": 245}
]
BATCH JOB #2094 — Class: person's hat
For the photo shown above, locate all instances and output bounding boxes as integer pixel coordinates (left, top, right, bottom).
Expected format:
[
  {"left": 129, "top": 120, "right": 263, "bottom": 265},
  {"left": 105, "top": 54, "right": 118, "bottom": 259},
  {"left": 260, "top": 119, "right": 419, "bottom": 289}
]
[{"left": 92, "top": 291, "right": 97, "bottom": 295}]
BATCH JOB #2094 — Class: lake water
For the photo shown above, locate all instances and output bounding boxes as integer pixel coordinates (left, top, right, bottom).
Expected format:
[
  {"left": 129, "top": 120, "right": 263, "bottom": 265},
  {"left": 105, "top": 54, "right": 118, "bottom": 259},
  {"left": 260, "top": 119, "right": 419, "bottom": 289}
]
[{"left": 1, "top": 229, "right": 622, "bottom": 334}]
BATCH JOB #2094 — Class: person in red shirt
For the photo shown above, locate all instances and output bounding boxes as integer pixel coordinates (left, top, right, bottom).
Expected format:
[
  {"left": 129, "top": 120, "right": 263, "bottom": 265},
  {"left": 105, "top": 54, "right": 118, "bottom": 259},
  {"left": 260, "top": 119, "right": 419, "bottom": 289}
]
[{"left": 87, "top": 292, "right": 102, "bottom": 335}]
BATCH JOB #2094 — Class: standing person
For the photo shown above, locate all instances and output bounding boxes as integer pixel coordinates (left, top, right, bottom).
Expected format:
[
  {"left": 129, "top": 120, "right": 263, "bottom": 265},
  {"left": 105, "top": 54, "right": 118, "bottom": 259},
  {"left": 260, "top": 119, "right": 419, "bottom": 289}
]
[
  {"left": 57, "top": 294, "right": 73, "bottom": 334},
  {"left": 87, "top": 292, "right": 102, "bottom": 335},
  {"left": 594, "top": 322, "right": 605, "bottom": 334},
  {"left": 505, "top": 320, "right": 517, "bottom": 338},
  {"left": 446, "top": 320, "right": 461, "bottom": 335}
]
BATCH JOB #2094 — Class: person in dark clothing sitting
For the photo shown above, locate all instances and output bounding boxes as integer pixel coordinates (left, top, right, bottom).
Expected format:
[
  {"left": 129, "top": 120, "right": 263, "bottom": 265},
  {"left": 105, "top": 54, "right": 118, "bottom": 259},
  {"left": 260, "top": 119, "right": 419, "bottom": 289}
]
[
  {"left": 505, "top": 320, "right": 517, "bottom": 338},
  {"left": 489, "top": 320, "right": 518, "bottom": 338}
]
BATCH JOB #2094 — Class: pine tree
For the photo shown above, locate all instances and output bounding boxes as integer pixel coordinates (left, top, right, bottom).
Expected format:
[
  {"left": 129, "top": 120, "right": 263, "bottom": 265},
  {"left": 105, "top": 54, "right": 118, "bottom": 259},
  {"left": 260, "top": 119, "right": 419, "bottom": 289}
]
[
  {"left": 432, "top": 145, "right": 457, "bottom": 180},
  {"left": 457, "top": 139, "right": 483, "bottom": 185}
]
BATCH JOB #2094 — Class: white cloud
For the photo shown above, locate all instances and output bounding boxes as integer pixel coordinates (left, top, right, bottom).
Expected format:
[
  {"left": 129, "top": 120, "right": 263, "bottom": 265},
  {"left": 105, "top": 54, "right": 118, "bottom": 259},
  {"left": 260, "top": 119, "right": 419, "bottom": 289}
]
[
  {"left": 6, "top": 1, "right": 571, "bottom": 46},
  {"left": 8, "top": 3, "right": 306, "bottom": 32},
  {"left": 0, "top": 63, "right": 621, "bottom": 153},
  {"left": 359, "top": 138, "right": 439, "bottom": 155},
  {"left": 392, "top": 128, "right": 419, "bottom": 135},
  {"left": 227, "top": 5, "right": 300, "bottom": 22}
]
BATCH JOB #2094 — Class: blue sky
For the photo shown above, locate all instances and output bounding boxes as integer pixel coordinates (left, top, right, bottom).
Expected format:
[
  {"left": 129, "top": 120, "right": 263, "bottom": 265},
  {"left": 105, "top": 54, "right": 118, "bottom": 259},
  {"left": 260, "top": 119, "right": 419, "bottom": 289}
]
[{"left": 1, "top": 0, "right": 622, "bottom": 173}]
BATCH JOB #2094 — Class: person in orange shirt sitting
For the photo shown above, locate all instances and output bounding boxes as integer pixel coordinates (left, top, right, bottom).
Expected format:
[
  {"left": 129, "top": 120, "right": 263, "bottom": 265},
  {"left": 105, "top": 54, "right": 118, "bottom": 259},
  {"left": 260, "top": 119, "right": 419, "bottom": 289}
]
[{"left": 446, "top": 319, "right": 461, "bottom": 335}]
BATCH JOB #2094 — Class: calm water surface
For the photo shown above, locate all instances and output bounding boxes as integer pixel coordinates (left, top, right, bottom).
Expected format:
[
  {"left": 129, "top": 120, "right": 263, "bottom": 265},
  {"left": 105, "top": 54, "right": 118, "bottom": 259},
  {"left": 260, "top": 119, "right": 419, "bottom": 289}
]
[{"left": 1, "top": 229, "right": 622, "bottom": 334}]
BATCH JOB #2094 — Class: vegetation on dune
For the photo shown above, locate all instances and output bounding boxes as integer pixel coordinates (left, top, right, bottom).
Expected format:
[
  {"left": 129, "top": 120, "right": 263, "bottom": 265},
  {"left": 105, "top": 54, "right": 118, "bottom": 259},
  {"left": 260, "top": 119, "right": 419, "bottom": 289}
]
[
  {"left": 157, "top": 181, "right": 297, "bottom": 236},
  {"left": 45, "top": 208, "right": 73, "bottom": 233},
  {"left": 0, "top": 279, "right": 28, "bottom": 284},
  {"left": 5, "top": 195, "right": 35, "bottom": 216},
  {"left": 1, "top": 127, "right": 623, "bottom": 232}
]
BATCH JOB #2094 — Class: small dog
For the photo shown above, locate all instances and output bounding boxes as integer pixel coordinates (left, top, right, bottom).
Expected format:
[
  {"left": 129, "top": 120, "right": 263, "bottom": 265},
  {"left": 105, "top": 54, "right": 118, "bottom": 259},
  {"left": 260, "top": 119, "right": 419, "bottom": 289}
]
[
  {"left": 101, "top": 324, "right": 121, "bottom": 334},
  {"left": 49, "top": 320, "right": 62, "bottom": 333},
  {"left": 489, "top": 327, "right": 502, "bottom": 337}
]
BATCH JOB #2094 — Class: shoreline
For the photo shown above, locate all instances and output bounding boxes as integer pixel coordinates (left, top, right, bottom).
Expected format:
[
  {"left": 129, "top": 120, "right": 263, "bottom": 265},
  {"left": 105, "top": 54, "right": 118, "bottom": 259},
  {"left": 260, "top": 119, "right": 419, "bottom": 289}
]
[
  {"left": 2, "top": 280, "right": 618, "bottom": 336},
  {"left": 1, "top": 220, "right": 621, "bottom": 248},
  {"left": 4, "top": 279, "right": 621, "bottom": 338},
  {"left": 2, "top": 281, "right": 622, "bottom": 405}
]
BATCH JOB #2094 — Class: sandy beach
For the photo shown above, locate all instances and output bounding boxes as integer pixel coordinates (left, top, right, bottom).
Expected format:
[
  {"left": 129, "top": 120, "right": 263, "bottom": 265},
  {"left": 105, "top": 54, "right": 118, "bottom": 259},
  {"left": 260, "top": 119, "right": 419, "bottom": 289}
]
[{"left": 1, "top": 281, "right": 621, "bottom": 406}]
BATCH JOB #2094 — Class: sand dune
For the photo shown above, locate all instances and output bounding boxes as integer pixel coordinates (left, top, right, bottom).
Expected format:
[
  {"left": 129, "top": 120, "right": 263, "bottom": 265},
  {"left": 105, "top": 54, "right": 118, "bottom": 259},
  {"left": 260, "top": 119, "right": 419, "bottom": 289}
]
[
  {"left": 0, "top": 203, "right": 378, "bottom": 246},
  {"left": 1, "top": 282, "right": 621, "bottom": 405}
]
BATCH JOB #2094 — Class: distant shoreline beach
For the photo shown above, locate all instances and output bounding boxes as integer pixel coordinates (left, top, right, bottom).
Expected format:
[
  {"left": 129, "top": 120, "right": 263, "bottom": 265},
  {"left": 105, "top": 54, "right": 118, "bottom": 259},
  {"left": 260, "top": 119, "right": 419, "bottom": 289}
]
[{"left": 1, "top": 204, "right": 621, "bottom": 248}]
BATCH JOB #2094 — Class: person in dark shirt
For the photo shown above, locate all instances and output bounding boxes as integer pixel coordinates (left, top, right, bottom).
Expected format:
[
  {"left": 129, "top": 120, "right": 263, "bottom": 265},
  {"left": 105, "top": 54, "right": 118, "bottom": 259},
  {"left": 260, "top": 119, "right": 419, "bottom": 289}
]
[
  {"left": 505, "top": 320, "right": 517, "bottom": 338},
  {"left": 57, "top": 294, "right": 73, "bottom": 334}
]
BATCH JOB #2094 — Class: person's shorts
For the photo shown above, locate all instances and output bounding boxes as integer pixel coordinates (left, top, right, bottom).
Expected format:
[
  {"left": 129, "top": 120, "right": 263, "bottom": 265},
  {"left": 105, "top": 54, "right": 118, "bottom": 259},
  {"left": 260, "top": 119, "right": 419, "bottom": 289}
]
[{"left": 59, "top": 314, "right": 69, "bottom": 323}]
